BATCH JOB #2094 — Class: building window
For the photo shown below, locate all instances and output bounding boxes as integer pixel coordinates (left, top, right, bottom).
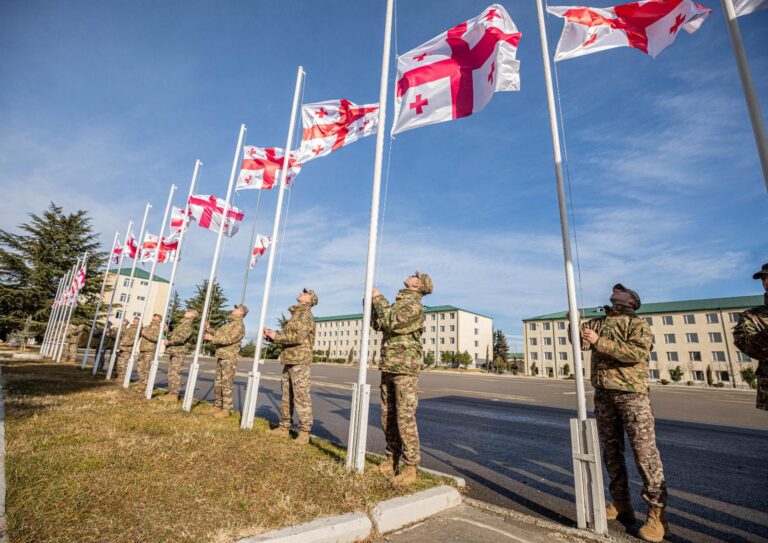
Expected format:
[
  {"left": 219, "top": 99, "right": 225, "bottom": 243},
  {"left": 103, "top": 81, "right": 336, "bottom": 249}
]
[
  {"left": 440, "top": 338, "right": 444, "bottom": 345},
  {"left": 137, "top": 295, "right": 145, "bottom": 301},
  {"left": 644, "top": 317, "right": 653, "bottom": 325},
  {"left": 685, "top": 333, "right": 699, "bottom": 343},
  {"left": 440, "top": 326, "right": 445, "bottom": 332},
  {"left": 474, "top": 316, "right": 478, "bottom": 323},
  {"left": 737, "top": 352, "right": 752, "bottom": 362},
  {"left": 662, "top": 316, "right": 673, "bottom": 325},
  {"left": 441, "top": 314, "right": 445, "bottom": 320},
  {"left": 708, "top": 332, "right": 722, "bottom": 343},
  {"left": 558, "top": 322, "right": 566, "bottom": 330},
  {"left": 140, "top": 280, "right": 148, "bottom": 286},
  {"left": 473, "top": 340, "right": 478, "bottom": 347},
  {"left": 692, "top": 371, "right": 704, "bottom": 381},
  {"left": 450, "top": 312, "right": 455, "bottom": 319},
  {"left": 729, "top": 312, "right": 742, "bottom": 323},
  {"left": 530, "top": 338, "right": 537, "bottom": 346},
  {"left": 666, "top": 352, "right": 679, "bottom": 362},
  {"left": 543, "top": 322, "right": 550, "bottom": 331},
  {"left": 712, "top": 351, "right": 726, "bottom": 362},
  {"left": 716, "top": 371, "right": 729, "bottom": 382},
  {"left": 544, "top": 352, "right": 553, "bottom": 360},
  {"left": 683, "top": 314, "right": 696, "bottom": 325},
  {"left": 649, "top": 369, "right": 660, "bottom": 379},
  {"left": 120, "top": 293, "right": 128, "bottom": 303},
  {"left": 664, "top": 334, "right": 676, "bottom": 344},
  {"left": 450, "top": 325, "right": 455, "bottom": 332},
  {"left": 706, "top": 313, "right": 719, "bottom": 324},
  {"left": 115, "top": 310, "right": 123, "bottom": 319},
  {"left": 422, "top": 339, "right": 426, "bottom": 344},
  {"left": 530, "top": 352, "right": 538, "bottom": 360},
  {"left": 451, "top": 338, "right": 456, "bottom": 345},
  {"left": 123, "top": 278, "right": 132, "bottom": 287},
  {"left": 431, "top": 314, "right": 436, "bottom": 321},
  {"left": 689, "top": 351, "right": 702, "bottom": 362},
  {"left": 543, "top": 337, "right": 552, "bottom": 346},
  {"left": 558, "top": 337, "right": 566, "bottom": 345},
  {"left": 559, "top": 352, "right": 567, "bottom": 360},
  {"left": 133, "top": 312, "right": 140, "bottom": 317},
  {"left": 529, "top": 323, "right": 536, "bottom": 331},
  {"left": 430, "top": 326, "right": 436, "bottom": 333},
  {"left": 430, "top": 338, "right": 435, "bottom": 345},
  {"left": 650, "top": 351, "right": 658, "bottom": 362}
]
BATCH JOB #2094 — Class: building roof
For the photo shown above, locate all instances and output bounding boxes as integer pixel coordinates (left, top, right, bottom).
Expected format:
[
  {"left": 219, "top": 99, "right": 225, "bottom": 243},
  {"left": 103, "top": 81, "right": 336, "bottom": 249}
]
[
  {"left": 113, "top": 267, "right": 170, "bottom": 284},
  {"left": 314, "top": 304, "right": 492, "bottom": 322},
  {"left": 522, "top": 295, "right": 764, "bottom": 322}
]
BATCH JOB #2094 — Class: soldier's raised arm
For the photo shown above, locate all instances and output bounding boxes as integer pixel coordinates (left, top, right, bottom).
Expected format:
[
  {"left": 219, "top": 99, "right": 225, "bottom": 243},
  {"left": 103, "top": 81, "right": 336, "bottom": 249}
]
[{"left": 734, "top": 314, "right": 768, "bottom": 360}]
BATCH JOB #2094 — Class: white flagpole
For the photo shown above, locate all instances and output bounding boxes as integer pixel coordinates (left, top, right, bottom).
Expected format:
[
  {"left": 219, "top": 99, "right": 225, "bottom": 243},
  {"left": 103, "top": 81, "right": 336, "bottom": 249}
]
[
  {"left": 81, "top": 231, "right": 120, "bottom": 369},
  {"left": 56, "top": 252, "right": 88, "bottom": 363},
  {"left": 124, "top": 184, "right": 177, "bottom": 389},
  {"left": 46, "top": 265, "right": 73, "bottom": 358},
  {"left": 720, "top": 0, "right": 768, "bottom": 192},
  {"left": 182, "top": 124, "right": 247, "bottom": 412},
  {"left": 106, "top": 204, "right": 151, "bottom": 380},
  {"left": 239, "top": 190, "right": 262, "bottom": 306},
  {"left": 536, "top": 0, "right": 606, "bottom": 532},
  {"left": 145, "top": 160, "right": 202, "bottom": 399},
  {"left": 41, "top": 271, "right": 67, "bottom": 356},
  {"left": 93, "top": 220, "right": 133, "bottom": 375},
  {"left": 346, "top": 0, "right": 393, "bottom": 472},
  {"left": 240, "top": 67, "right": 304, "bottom": 430}
]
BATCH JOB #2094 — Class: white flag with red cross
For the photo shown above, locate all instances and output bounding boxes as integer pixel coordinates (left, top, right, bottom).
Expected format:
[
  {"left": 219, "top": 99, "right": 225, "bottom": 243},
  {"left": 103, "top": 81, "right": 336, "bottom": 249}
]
[
  {"left": 187, "top": 194, "right": 244, "bottom": 238},
  {"left": 170, "top": 206, "right": 189, "bottom": 232},
  {"left": 139, "top": 233, "right": 178, "bottom": 264},
  {"left": 391, "top": 4, "right": 522, "bottom": 135},
  {"left": 733, "top": 0, "right": 767, "bottom": 15},
  {"left": 547, "top": 0, "right": 711, "bottom": 61},
  {"left": 68, "top": 267, "right": 86, "bottom": 305},
  {"left": 111, "top": 239, "right": 123, "bottom": 265},
  {"left": 249, "top": 234, "right": 272, "bottom": 269},
  {"left": 295, "top": 100, "right": 379, "bottom": 164},
  {"left": 126, "top": 233, "right": 139, "bottom": 260},
  {"left": 236, "top": 146, "right": 302, "bottom": 191}
]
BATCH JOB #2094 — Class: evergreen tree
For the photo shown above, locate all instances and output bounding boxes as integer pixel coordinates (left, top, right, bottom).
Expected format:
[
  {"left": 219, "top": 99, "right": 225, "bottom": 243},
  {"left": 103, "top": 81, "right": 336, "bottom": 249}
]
[
  {"left": 168, "top": 290, "right": 184, "bottom": 328},
  {"left": 493, "top": 330, "right": 510, "bottom": 364},
  {"left": 184, "top": 279, "right": 229, "bottom": 354},
  {"left": 0, "top": 203, "right": 106, "bottom": 339}
]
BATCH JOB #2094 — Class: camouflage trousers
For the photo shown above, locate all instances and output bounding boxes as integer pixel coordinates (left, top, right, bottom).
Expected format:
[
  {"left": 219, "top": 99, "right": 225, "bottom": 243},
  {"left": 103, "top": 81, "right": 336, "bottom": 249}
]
[
  {"left": 116, "top": 350, "right": 131, "bottom": 381},
  {"left": 137, "top": 352, "right": 154, "bottom": 384},
  {"left": 214, "top": 358, "right": 237, "bottom": 411},
  {"left": 280, "top": 364, "right": 313, "bottom": 432},
  {"left": 757, "top": 374, "right": 767, "bottom": 411},
  {"left": 594, "top": 388, "right": 667, "bottom": 508},
  {"left": 65, "top": 342, "right": 79, "bottom": 362},
  {"left": 380, "top": 372, "right": 420, "bottom": 467},
  {"left": 167, "top": 355, "right": 186, "bottom": 397}
]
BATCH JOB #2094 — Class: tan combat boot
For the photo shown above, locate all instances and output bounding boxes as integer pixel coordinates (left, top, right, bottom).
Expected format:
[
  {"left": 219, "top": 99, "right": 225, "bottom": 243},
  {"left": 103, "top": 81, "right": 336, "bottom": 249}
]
[
  {"left": 270, "top": 426, "right": 290, "bottom": 438},
  {"left": 393, "top": 465, "right": 418, "bottom": 486},
  {"left": 606, "top": 501, "right": 635, "bottom": 521},
  {"left": 378, "top": 456, "right": 397, "bottom": 475},
  {"left": 639, "top": 506, "right": 668, "bottom": 542},
  {"left": 214, "top": 408, "right": 231, "bottom": 419},
  {"left": 294, "top": 431, "right": 310, "bottom": 445}
]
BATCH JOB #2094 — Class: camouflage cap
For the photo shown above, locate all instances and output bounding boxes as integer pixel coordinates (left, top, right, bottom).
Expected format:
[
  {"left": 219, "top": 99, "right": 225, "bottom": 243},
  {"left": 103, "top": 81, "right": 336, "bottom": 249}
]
[
  {"left": 612, "top": 283, "right": 641, "bottom": 309},
  {"left": 415, "top": 271, "right": 433, "bottom": 295},
  {"left": 234, "top": 304, "right": 249, "bottom": 316},
  {"left": 752, "top": 263, "right": 768, "bottom": 280},
  {"left": 185, "top": 309, "right": 200, "bottom": 318},
  {"left": 303, "top": 288, "right": 318, "bottom": 306}
]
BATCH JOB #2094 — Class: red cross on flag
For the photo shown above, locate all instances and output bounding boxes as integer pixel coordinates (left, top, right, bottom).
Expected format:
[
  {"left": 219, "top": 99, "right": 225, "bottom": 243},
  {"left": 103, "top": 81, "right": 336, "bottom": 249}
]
[
  {"left": 236, "top": 146, "right": 302, "bottom": 191},
  {"left": 295, "top": 99, "right": 379, "bottom": 164},
  {"left": 170, "top": 206, "right": 189, "bottom": 232},
  {"left": 187, "top": 194, "right": 244, "bottom": 237},
  {"left": 139, "top": 233, "right": 179, "bottom": 264},
  {"left": 249, "top": 234, "right": 272, "bottom": 269},
  {"left": 126, "top": 233, "right": 139, "bottom": 260},
  {"left": 68, "top": 267, "right": 86, "bottom": 305},
  {"left": 111, "top": 239, "right": 123, "bottom": 265},
  {"left": 547, "top": 0, "right": 711, "bottom": 61},
  {"left": 391, "top": 4, "right": 521, "bottom": 135}
]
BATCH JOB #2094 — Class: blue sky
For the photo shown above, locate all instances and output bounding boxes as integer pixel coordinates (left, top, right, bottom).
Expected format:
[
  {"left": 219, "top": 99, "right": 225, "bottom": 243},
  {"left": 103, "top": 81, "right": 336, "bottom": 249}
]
[{"left": 1, "top": 0, "right": 766, "bottom": 349}]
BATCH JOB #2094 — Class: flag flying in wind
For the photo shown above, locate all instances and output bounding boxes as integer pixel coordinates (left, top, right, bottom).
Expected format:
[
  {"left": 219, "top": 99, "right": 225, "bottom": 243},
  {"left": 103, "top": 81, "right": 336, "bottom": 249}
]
[
  {"left": 249, "top": 234, "right": 272, "bottom": 269},
  {"left": 547, "top": 0, "right": 711, "bottom": 61},
  {"left": 170, "top": 206, "right": 189, "bottom": 232},
  {"left": 111, "top": 239, "right": 123, "bottom": 265},
  {"left": 391, "top": 4, "right": 522, "bottom": 135},
  {"left": 295, "top": 100, "right": 379, "bottom": 164},
  {"left": 126, "top": 233, "right": 139, "bottom": 259},
  {"left": 187, "top": 194, "right": 244, "bottom": 237},
  {"left": 141, "top": 232, "right": 180, "bottom": 264},
  {"left": 236, "top": 146, "right": 302, "bottom": 190},
  {"left": 733, "top": 0, "right": 767, "bottom": 15},
  {"left": 66, "top": 267, "right": 87, "bottom": 306}
]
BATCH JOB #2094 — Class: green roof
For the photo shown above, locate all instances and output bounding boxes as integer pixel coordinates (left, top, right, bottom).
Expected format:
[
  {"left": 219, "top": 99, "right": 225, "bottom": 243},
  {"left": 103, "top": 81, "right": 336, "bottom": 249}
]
[
  {"left": 523, "top": 295, "right": 764, "bottom": 321},
  {"left": 113, "top": 267, "right": 169, "bottom": 284},
  {"left": 314, "top": 304, "right": 492, "bottom": 322}
]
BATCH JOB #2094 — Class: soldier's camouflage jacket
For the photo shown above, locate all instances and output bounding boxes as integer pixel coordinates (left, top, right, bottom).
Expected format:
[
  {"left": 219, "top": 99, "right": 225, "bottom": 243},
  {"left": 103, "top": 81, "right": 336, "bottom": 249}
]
[
  {"left": 579, "top": 306, "right": 654, "bottom": 393},
  {"left": 372, "top": 289, "right": 425, "bottom": 376},
  {"left": 210, "top": 315, "right": 245, "bottom": 360},
  {"left": 166, "top": 317, "right": 195, "bottom": 356},
  {"left": 66, "top": 324, "right": 83, "bottom": 344},
  {"left": 118, "top": 324, "right": 137, "bottom": 350},
  {"left": 139, "top": 322, "right": 160, "bottom": 352},
  {"left": 274, "top": 304, "right": 315, "bottom": 365},
  {"left": 733, "top": 294, "right": 768, "bottom": 410}
]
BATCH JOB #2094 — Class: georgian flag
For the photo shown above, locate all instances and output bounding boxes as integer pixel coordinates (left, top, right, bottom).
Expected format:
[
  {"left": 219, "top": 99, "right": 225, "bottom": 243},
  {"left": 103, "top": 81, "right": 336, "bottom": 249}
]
[
  {"left": 236, "top": 146, "right": 302, "bottom": 191},
  {"left": 547, "top": 0, "right": 711, "bottom": 61},
  {"left": 140, "top": 232, "right": 180, "bottom": 264},
  {"left": 249, "top": 234, "right": 272, "bottom": 269},
  {"left": 170, "top": 206, "right": 189, "bottom": 232},
  {"left": 391, "top": 4, "right": 522, "bottom": 135},
  {"left": 67, "top": 267, "right": 86, "bottom": 305},
  {"left": 734, "top": 0, "right": 767, "bottom": 15},
  {"left": 111, "top": 239, "right": 123, "bottom": 265},
  {"left": 295, "top": 100, "right": 379, "bottom": 164},
  {"left": 126, "top": 233, "right": 139, "bottom": 259},
  {"left": 187, "top": 194, "right": 244, "bottom": 238}
]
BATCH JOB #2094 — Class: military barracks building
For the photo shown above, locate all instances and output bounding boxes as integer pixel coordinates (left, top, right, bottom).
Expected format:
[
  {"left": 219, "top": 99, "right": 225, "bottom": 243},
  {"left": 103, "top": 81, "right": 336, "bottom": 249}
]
[
  {"left": 314, "top": 305, "right": 493, "bottom": 368},
  {"left": 102, "top": 268, "right": 170, "bottom": 327},
  {"left": 523, "top": 295, "right": 762, "bottom": 388}
]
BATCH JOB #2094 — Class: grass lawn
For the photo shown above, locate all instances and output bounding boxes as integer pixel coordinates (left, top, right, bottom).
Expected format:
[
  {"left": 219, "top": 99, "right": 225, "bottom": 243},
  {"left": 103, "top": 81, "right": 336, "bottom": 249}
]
[{"left": 1, "top": 359, "right": 448, "bottom": 543}]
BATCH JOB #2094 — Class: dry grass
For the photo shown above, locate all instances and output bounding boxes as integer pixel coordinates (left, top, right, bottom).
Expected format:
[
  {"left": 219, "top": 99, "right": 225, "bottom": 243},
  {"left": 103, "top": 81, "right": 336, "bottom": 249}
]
[{"left": 1, "top": 360, "right": 447, "bottom": 543}]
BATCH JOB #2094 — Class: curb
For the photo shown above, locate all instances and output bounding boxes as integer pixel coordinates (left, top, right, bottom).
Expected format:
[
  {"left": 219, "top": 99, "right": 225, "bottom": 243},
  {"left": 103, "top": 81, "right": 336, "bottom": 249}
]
[
  {"left": 371, "top": 485, "right": 462, "bottom": 534},
  {"left": 0, "top": 368, "right": 6, "bottom": 543},
  {"left": 235, "top": 512, "right": 371, "bottom": 543}
]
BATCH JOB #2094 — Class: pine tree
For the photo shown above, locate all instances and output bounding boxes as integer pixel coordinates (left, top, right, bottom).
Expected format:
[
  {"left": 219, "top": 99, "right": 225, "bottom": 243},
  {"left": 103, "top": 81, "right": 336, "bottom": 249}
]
[
  {"left": 493, "top": 330, "right": 510, "bottom": 364},
  {"left": 184, "top": 279, "right": 229, "bottom": 354},
  {"left": 168, "top": 290, "right": 184, "bottom": 328},
  {"left": 0, "top": 203, "right": 106, "bottom": 339}
]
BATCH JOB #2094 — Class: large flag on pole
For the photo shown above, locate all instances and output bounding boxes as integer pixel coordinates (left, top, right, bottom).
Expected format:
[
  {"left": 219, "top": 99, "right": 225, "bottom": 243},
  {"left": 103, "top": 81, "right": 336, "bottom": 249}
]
[
  {"left": 249, "top": 234, "right": 272, "bottom": 269},
  {"left": 733, "top": 0, "right": 767, "bottom": 15},
  {"left": 126, "top": 233, "right": 139, "bottom": 259},
  {"left": 187, "top": 194, "right": 245, "bottom": 237},
  {"left": 391, "top": 4, "right": 522, "bottom": 135},
  {"left": 139, "top": 233, "right": 178, "bottom": 263},
  {"left": 236, "top": 146, "right": 302, "bottom": 190},
  {"left": 170, "top": 206, "right": 189, "bottom": 232},
  {"left": 111, "top": 239, "right": 123, "bottom": 265},
  {"left": 295, "top": 100, "right": 379, "bottom": 163},
  {"left": 547, "top": 0, "right": 711, "bottom": 61}
]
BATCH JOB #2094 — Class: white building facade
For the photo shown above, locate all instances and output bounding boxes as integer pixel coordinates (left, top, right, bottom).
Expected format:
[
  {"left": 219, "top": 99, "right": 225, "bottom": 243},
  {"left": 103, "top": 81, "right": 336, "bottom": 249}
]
[{"left": 102, "top": 268, "right": 170, "bottom": 327}]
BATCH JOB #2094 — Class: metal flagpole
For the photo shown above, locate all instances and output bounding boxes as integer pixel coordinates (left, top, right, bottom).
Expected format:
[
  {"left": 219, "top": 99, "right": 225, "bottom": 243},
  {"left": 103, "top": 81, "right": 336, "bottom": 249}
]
[
  {"left": 56, "top": 253, "right": 88, "bottom": 363},
  {"left": 81, "top": 231, "right": 120, "bottom": 369},
  {"left": 345, "top": 0, "right": 393, "bottom": 472},
  {"left": 182, "top": 124, "right": 247, "bottom": 412},
  {"left": 42, "top": 271, "right": 67, "bottom": 356},
  {"left": 94, "top": 220, "right": 133, "bottom": 375},
  {"left": 124, "top": 185, "right": 176, "bottom": 389},
  {"left": 720, "top": 0, "right": 768, "bottom": 192},
  {"left": 240, "top": 67, "right": 304, "bottom": 430},
  {"left": 46, "top": 264, "right": 76, "bottom": 358},
  {"left": 536, "top": 0, "right": 606, "bottom": 532},
  {"left": 106, "top": 204, "right": 151, "bottom": 380},
  {"left": 145, "top": 160, "right": 202, "bottom": 399},
  {"left": 239, "top": 190, "right": 263, "bottom": 306}
]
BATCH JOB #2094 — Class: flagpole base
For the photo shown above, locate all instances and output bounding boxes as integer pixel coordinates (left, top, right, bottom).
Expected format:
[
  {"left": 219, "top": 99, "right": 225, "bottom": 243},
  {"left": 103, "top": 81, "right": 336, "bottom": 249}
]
[
  {"left": 182, "top": 362, "right": 200, "bottom": 412},
  {"left": 345, "top": 383, "right": 371, "bottom": 473},
  {"left": 92, "top": 348, "right": 104, "bottom": 376},
  {"left": 122, "top": 356, "right": 136, "bottom": 388},
  {"left": 145, "top": 359, "right": 160, "bottom": 399},
  {"left": 570, "top": 418, "right": 607, "bottom": 533},
  {"left": 105, "top": 350, "right": 118, "bottom": 380},
  {"left": 80, "top": 348, "right": 91, "bottom": 370}
]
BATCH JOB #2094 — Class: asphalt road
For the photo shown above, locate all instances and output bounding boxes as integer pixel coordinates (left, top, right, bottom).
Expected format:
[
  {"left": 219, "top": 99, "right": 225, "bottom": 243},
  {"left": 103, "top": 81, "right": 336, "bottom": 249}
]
[{"left": 151, "top": 359, "right": 768, "bottom": 543}]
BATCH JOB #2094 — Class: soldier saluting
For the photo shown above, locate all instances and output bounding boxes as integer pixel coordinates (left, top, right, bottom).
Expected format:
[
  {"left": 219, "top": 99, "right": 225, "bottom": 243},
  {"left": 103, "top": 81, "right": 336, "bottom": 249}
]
[
  {"left": 734, "top": 263, "right": 768, "bottom": 412},
  {"left": 161, "top": 309, "right": 199, "bottom": 402},
  {"left": 203, "top": 304, "right": 247, "bottom": 419},
  {"left": 371, "top": 271, "right": 432, "bottom": 486},
  {"left": 265, "top": 288, "right": 318, "bottom": 445}
]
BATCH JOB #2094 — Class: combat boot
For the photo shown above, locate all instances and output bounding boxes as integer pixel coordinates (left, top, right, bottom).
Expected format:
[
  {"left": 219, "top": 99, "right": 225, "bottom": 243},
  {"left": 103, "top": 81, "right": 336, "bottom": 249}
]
[
  {"left": 294, "top": 431, "right": 310, "bottom": 445},
  {"left": 393, "top": 465, "right": 418, "bottom": 486},
  {"left": 270, "top": 426, "right": 290, "bottom": 438},
  {"left": 214, "top": 408, "right": 231, "bottom": 419},
  {"left": 606, "top": 501, "right": 635, "bottom": 521},
  {"left": 378, "top": 456, "right": 397, "bottom": 475},
  {"left": 638, "top": 506, "right": 668, "bottom": 543}
]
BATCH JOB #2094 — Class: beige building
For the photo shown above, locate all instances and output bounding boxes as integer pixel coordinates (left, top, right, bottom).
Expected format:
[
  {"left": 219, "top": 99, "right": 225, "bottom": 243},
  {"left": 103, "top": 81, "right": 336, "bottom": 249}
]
[
  {"left": 102, "top": 268, "right": 170, "bottom": 327},
  {"left": 522, "top": 295, "right": 763, "bottom": 388},
  {"left": 315, "top": 305, "right": 494, "bottom": 368}
]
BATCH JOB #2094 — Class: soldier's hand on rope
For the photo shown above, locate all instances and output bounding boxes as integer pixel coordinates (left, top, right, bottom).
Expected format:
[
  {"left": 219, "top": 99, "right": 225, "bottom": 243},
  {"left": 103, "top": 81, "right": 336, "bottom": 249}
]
[{"left": 581, "top": 328, "right": 599, "bottom": 345}]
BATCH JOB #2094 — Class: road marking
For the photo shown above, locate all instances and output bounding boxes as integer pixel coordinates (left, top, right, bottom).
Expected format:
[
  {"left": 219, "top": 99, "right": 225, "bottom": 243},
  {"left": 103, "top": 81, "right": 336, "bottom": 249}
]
[
  {"left": 422, "top": 387, "right": 536, "bottom": 403},
  {"left": 448, "top": 518, "right": 529, "bottom": 542},
  {"left": 562, "top": 391, "right": 593, "bottom": 395}
]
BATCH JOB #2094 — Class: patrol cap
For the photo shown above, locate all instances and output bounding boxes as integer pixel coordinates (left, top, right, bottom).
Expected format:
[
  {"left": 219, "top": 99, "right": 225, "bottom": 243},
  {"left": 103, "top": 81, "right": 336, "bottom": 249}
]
[
  {"left": 415, "top": 271, "right": 433, "bottom": 295},
  {"left": 612, "top": 283, "right": 641, "bottom": 309},
  {"left": 303, "top": 288, "right": 318, "bottom": 306},
  {"left": 234, "top": 304, "right": 249, "bottom": 316},
  {"left": 752, "top": 263, "right": 768, "bottom": 280},
  {"left": 185, "top": 309, "right": 200, "bottom": 318}
]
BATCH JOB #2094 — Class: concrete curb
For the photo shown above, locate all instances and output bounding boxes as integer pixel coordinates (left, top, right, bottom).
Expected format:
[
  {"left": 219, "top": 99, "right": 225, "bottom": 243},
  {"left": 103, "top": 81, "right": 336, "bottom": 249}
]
[
  {"left": 235, "top": 512, "right": 371, "bottom": 543},
  {"left": 371, "top": 485, "right": 462, "bottom": 534}
]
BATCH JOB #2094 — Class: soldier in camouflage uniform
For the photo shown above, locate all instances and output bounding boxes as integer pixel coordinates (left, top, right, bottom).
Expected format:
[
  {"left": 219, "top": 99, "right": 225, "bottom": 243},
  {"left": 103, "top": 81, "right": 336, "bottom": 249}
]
[
  {"left": 578, "top": 284, "right": 667, "bottom": 543},
  {"left": 116, "top": 317, "right": 140, "bottom": 381},
  {"left": 161, "top": 309, "right": 199, "bottom": 401},
  {"left": 371, "top": 271, "right": 432, "bottom": 486},
  {"left": 265, "top": 289, "right": 317, "bottom": 445},
  {"left": 734, "top": 263, "right": 768, "bottom": 412},
  {"left": 137, "top": 314, "right": 163, "bottom": 385},
  {"left": 64, "top": 323, "right": 85, "bottom": 362},
  {"left": 204, "top": 305, "right": 247, "bottom": 418}
]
